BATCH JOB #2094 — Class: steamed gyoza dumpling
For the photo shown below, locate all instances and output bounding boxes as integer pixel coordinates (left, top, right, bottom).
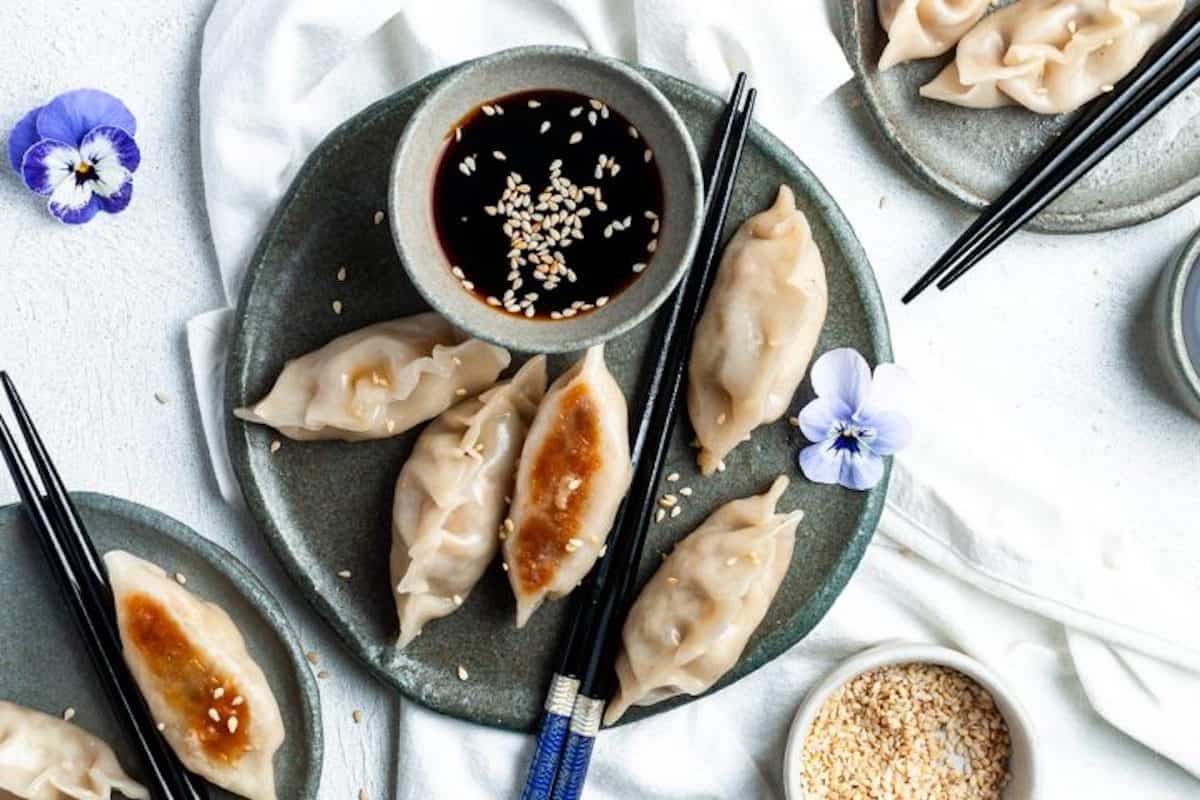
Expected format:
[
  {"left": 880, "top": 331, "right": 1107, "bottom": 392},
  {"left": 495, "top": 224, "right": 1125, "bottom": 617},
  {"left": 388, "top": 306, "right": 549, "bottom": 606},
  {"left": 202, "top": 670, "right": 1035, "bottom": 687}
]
[
  {"left": 0, "top": 700, "right": 148, "bottom": 800},
  {"left": 234, "top": 313, "right": 510, "bottom": 441},
  {"left": 392, "top": 357, "right": 547, "bottom": 647},
  {"left": 921, "top": 0, "right": 1183, "bottom": 113},
  {"left": 504, "top": 346, "right": 632, "bottom": 627},
  {"left": 878, "top": 0, "right": 993, "bottom": 69},
  {"left": 605, "top": 476, "right": 802, "bottom": 725},
  {"left": 104, "top": 551, "right": 284, "bottom": 800},
  {"left": 688, "top": 186, "right": 828, "bottom": 476}
]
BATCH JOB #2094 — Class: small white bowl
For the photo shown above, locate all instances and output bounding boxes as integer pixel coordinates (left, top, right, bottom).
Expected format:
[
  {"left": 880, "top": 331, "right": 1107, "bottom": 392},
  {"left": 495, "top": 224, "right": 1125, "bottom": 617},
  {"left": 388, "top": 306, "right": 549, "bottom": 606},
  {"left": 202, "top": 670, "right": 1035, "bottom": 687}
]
[
  {"left": 783, "top": 643, "right": 1039, "bottom": 800},
  {"left": 1153, "top": 227, "right": 1200, "bottom": 420}
]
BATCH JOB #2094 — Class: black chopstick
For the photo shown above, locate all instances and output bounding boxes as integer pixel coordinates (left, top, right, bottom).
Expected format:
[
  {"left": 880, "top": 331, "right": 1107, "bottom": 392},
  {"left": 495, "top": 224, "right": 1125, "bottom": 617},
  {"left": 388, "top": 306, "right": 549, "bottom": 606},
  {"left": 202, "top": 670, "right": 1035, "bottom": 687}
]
[
  {"left": 0, "top": 373, "right": 208, "bottom": 800},
  {"left": 902, "top": 4, "right": 1200, "bottom": 303},
  {"left": 547, "top": 83, "right": 757, "bottom": 800},
  {"left": 518, "top": 73, "right": 752, "bottom": 800}
]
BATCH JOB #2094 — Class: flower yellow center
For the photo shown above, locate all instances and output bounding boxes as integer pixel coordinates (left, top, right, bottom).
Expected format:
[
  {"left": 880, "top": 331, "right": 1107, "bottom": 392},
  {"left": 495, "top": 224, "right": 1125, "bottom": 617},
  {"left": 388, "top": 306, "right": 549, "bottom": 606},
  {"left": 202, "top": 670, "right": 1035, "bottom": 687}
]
[{"left": 75, "top": 161, "right": 95, "bottom": 177}]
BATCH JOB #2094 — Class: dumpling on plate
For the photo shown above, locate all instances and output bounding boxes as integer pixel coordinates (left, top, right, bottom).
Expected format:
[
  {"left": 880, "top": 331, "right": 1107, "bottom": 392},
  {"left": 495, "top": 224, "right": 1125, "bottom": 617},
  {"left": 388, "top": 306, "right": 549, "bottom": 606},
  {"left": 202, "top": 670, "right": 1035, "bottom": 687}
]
[
  {"left": 504, "top": 345, "right": 632, "bottom": 627},
  {"left": 392, "top": 356, "right": 548, "bottom": 647},
  {"left": 234, "top": 313, "right": 510, "bottom": 441},
  {"left": 921, "top": 0, "right": 1184, "bottom": 113},
  {"left": 0, "top": 700, "right": 148, "bottom": 800},
  {"left": 104, "top": 550, "right": 284, "bottom": 800},
  {"left": 605, "top": 476, "right": 802, "bottom": 725},
  {"left": 877, "top": 0, "right": 993, "bottom": 69},
  {"left": 687, "top": 186, "right": 828, "bottom": 476}
]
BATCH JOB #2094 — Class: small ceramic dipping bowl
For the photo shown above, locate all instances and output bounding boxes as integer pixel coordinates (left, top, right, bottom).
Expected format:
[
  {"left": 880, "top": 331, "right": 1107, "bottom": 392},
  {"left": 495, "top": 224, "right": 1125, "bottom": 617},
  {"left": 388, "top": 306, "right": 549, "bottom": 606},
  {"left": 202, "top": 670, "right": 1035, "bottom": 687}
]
[
  {"left": 1154, "top": 227, "right": 1200, "bottom": 420},
  {"left": 389, "top": 45, "right": 704, "bottom": 353},
  {"left": 783, "top": 643, "right": 1039, "bottom": 800}
]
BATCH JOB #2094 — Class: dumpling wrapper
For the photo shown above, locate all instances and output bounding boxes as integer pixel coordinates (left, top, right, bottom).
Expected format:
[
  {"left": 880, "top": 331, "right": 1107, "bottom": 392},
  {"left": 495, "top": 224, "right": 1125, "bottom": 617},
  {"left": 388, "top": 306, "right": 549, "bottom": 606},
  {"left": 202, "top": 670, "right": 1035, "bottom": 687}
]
[
  {"left": 504, "top": 345, "right": 632, "bottom": 627},
  {"left": 234, "top": 313, "right": 510, "bottom": 441},
  {"left": 605, "top": 476, "right": 802, "bottom": 725},
  {"left": 687, "top": 186, "right": 828, "bottom": 476},
  {"left": 392, "top": 357, "right": 548, "bottom": 647},
  {"left": 878, "top": 0, "right": 993, "bottom": 69},
  {"left": 921, "top": 0, "right": 1184, "bottom": 114},
  {"left": 0, "top": 700, "right": 148, "bottom": 800},
  {"left": 104, "top": 551, "right": 284, "bottom": 800}
]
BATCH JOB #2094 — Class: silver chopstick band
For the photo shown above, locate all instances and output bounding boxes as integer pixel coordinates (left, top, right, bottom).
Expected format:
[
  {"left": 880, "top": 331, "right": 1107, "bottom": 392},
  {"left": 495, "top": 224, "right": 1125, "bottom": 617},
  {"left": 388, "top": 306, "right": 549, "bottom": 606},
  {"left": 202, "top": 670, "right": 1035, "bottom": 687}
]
[
  {"left": 545, "top": 674, "right": 581, "bottom": 716},
  {"left": 569, "top": 697, "right": 604, "bottom": 737}
]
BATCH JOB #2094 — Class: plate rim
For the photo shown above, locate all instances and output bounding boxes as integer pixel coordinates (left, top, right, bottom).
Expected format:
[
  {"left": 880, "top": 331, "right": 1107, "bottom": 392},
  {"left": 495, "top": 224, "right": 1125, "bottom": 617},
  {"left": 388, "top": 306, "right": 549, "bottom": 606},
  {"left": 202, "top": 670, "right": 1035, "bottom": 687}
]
[
  {"left": 225, "top": 58, "right": 893, "bottom": 731},
  {"left": 0, "top": 491, "right": 324, "bottom": 798},
  {"left": 841, "top": 0, "right": 1200, "bottom": 234}
]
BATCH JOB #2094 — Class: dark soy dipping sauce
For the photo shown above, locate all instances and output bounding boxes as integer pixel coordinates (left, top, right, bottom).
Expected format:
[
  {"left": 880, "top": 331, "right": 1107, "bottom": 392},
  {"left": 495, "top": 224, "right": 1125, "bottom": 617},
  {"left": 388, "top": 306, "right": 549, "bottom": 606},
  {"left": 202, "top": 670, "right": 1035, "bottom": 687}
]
[{"left": 433, "top": 89, "right": 664, "bottom": 320}]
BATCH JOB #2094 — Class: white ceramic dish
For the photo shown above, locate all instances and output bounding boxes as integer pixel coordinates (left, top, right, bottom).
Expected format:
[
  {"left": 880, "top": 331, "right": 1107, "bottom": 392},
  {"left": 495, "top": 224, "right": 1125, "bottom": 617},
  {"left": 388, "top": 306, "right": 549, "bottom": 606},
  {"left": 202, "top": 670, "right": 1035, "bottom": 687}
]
[{"left": 783, "top": 642, "right": 1039, "bottom": 800}]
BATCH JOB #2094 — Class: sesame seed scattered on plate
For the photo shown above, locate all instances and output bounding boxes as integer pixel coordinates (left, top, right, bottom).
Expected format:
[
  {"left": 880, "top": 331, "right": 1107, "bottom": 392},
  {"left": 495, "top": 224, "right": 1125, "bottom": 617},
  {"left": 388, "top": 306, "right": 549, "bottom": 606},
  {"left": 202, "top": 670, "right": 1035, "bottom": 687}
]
[
  {"left": 63, "top": 707, "right": 76, "bottom": 722},
  {"left": 373, "top": 210, "right": 384, "bottom": 225},
  {"left": 337, "top": 570, "right": 352, "bottom": 579},
  {"left": 305, "top": 651, "right": 320, "bottom": 665},
  {"left": 154, "top": 391, "right": 168, "bottom": 404},
  {"left": 270, "top": 439, "right": 281, "bottom": 453},
  {"left": 317, "top": 670, "right": 331, "bottom": 680},
  {"left": 457, "top": 665, "right": 469, "bottom": 681},
  {"left": 332, "top": 300, "right": 343, "bottom": 315},
  {"left": 353, "top": 709, "right": 363, "bottom": 724},
  {"left": 174, "top": 572, "right": 187, "bottom": 585}
]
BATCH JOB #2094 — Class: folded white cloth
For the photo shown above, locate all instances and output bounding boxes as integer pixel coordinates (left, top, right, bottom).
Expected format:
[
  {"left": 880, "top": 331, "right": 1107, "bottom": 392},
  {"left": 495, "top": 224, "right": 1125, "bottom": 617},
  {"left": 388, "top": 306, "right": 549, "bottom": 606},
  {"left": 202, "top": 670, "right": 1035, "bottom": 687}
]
[{"left": 191, "top": 0, "right": 1200, "bottom": 796}]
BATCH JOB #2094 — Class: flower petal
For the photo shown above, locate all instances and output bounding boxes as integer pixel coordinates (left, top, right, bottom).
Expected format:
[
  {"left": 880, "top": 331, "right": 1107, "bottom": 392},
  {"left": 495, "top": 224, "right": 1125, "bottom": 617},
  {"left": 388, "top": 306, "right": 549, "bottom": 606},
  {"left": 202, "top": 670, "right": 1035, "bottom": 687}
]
[
  {"left": 840, "top": 449, "right": 885, "bottom": 491},
  {"left": 47, "top": 173, "right": 99, "bottom": 224},
  {"left": 20, "top": 139, "right": 78, "bottom": 195},
  {"left": 80, "top": 126, "right": 140, "bottom": 192},
  {"left": 7, "top": 105, "right": 42, "bottom": 173},
  {"left": 36, "top": 89, "right": 136, "bottom": 146},
  {"left": 861, "top": 409, "right": 912, "bottom": 456},
  {"left": 97, "top": 180, "right": 132, "bottom": 214},
  {"left": 810, "top": 348, "right": 872, "bottom": 412},
  {"left": 798, "top": 439, "right": 845, "bottom": 485},
  {"left": 797, "top": 396, "right": 850, "bottom": 443},
  {"left": 860, "top": 363, "right": 916, "bottom": 421}
]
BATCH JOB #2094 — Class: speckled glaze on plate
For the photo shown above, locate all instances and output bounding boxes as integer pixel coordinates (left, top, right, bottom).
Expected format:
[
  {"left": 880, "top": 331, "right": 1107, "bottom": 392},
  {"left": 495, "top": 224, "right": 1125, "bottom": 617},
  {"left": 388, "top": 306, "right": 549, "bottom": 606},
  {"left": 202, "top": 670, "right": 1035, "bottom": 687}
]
[
  {"left": 843, "top": 0, "right": 1200, "bottom": 233},
  {"left": 0, "top": 493, "right": 322, "bottom": 799},
  {"left": 226, "top": 57, "right": 892, "bottom": 732}
]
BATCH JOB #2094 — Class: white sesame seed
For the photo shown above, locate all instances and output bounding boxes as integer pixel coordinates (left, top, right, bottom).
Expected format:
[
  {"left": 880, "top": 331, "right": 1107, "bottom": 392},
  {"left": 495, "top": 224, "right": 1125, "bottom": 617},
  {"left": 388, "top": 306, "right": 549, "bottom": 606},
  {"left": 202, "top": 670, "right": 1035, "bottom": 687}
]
[
  {"left": 716, "top": 412, "right": 727, "bottom": 425},
  {"left": 232, "top": 696, "right": 244, "bottom": 706},
  {"left": 569, "top": 131, "right": 583, "bottom": 144},
  {"left": 227, "top": 716, "right": 239, "bottom": 734},
  {"left": 458, "top": 162, "right": 471, "bottom": 176},
  {"left": 213, "top": 687, "right": 225, "bottom": 700},
  {"left": 457, "top": 665, "right": 469, "bottom": 681},
  {"left": 502, "top": 562, "right": 510, "bottom": 572},
  {"left": 454, "top": 127, "right": 462, "bottom": 142},
  {"left": 596, "top": 296, "right": 608, "bottom": 307},
  {"left": 588, "top": 111, "right": 598, "bottom": 126},
  {"left": 570, "top": 106, "right": 583, "bottom": 117},
  {"left": 461, "top": 280, "right": 475, "bottom": 291},
  {"left": 528, "top": 99, "right": 541, "bottom": 108},
  {"left": 589, "top": 98, "right": 603, "bottom": 110},
  {"left": 717, "top": 460, "right": 727, "bottom": 472},
  {"left": 451, "top": 266, "right": 465, "bottom": 279},
  {"left": 632, "top": 262, "right": 647, "bottom": 273},
  {"left": 452, "top": 594, "right": 464, "bottom": 606},
  {"left": 332, "top": 300, "right": 343, "bottom": 315},
  {"left": 644, "top": 148, "right": 653, "bottom": 163},
  {"left": 63, "top": 707, "right": 76, "bottom": 722},
  {"left": 353, "top": 709, "right": 363, "bottom": 723},
  {"left": 680, "top": 487, "right": 693, "bottom": 496},
  {"left": 482, "top": 105, "right": 496, "bottom": 116},
  {"left": 455, "top": 388, "right": 468, "bottom": 396},
  {"left": 629, "top": 125, "right": 639, "bottom": 139},
  {"left": 670, "top": 506, "right": 682, "bottom": 518},
  {"left": 660, "top": 495, "right": 678, "bottom": 508},
  {"left": 270, "top": 439, "right": 281, "bottom": 453},
  {"left": 337, "top": 266, "right": 347, "bottom": 282},
  {"left": 493, "top": 150, "right": 507, "bottom": 161},
  {"left": 372, "top": 210, "right": 384, "bottom": 226},
  {"left": 647, "top": 238, "right": 658, "bottom": 253},
  {"left": 208, "top": 708, "right": 221, "bottom": 722},
  {"left": 337, "top": 569, "right": 352, "bottom": 579},
  {"left": 540, "top": 120, "right": 551, "bottom": 134},
  {"left": 788, "top": 416, "right": 801, "bottom": 427},
  {"left": 655, "top": 508, "right": 666, "bottom": 523}
]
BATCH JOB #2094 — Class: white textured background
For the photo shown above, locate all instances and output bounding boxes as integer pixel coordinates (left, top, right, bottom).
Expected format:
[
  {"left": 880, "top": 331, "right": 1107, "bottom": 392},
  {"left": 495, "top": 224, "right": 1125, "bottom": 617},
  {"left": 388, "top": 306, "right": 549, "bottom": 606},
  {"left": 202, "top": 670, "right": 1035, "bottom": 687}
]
[{"left": 1, "top": 0, "right": 1198, "bottom": 798}]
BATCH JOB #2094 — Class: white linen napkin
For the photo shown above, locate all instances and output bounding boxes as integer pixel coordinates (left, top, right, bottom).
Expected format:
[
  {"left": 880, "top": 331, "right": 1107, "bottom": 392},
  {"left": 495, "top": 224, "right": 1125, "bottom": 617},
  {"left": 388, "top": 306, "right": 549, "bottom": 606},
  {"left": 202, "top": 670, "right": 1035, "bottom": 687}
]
[{"left": 190, "top": 0, "right": 1200, "bottom": 795}]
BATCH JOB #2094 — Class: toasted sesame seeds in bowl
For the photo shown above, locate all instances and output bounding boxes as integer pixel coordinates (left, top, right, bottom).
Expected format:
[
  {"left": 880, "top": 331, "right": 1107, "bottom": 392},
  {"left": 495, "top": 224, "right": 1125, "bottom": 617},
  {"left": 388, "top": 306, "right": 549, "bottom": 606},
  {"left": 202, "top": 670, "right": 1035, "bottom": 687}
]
[
  {"left": 783, "top": 643, "right": 1039, "bottom": 800},
  {"left": 389, "top": 45, "right": 704, "bottom": 353}
]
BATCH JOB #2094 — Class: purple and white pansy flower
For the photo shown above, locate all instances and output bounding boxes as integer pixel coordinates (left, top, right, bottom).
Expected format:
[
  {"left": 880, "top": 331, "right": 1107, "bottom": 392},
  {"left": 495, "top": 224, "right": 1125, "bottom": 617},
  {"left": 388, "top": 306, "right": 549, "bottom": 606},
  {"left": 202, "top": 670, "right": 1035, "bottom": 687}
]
[
  {"left": 797, "top": 348, "right": 914, "bottom": 491},
  {"left": 7, "top": 89, "right": 140, "bottom": 224}
]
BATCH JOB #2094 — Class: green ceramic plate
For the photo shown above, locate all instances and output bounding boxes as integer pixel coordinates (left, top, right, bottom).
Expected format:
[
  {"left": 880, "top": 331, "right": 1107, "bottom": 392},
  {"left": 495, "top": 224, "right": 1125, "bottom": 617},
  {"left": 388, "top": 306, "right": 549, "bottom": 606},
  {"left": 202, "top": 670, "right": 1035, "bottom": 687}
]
[
  {"left": 844, "top": 0, "right": 1200, "bottom": 234},
  {"left": 0, "top": 493, "right": 322, "bottom": 798},
  {"left": 226, "top": 59, "right": 892, "bottom": 731}
]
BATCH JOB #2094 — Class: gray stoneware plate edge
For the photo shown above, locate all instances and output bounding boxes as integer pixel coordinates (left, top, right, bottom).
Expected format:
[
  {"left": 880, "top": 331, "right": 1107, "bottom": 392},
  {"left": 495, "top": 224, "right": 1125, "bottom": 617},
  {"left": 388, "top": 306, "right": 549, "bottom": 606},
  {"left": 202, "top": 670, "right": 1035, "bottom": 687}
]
[
  {"left": 842, "top": 0, "right": 1200, "bottom": 234},
  {"left": 226, "top": 58, "right": 892, "bottom": 732},
  {"left": 0, "top": 492, "right": 323, "bottom": 799}
]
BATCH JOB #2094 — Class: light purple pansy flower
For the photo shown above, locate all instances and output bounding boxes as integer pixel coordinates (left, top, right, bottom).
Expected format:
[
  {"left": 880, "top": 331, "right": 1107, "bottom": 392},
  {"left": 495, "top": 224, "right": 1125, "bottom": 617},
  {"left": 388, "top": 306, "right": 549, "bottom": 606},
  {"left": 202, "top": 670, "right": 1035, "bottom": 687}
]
[
  {"left": 797, "top": 348, "right": 914, "bottom": 491},
  {"left": 7, "top": 89, "right": 140, "bottom": 224}
]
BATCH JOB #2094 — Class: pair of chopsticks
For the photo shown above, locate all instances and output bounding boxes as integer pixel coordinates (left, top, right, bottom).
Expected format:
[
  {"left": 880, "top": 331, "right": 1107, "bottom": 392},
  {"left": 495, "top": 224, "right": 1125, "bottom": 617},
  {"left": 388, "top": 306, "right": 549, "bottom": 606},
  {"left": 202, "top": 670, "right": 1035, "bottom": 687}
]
[
  {"left": 0, "top": 373, "right": 208, "bottom": 800},
  {"left": 519, "top": 74, "right": 757, "bottom": 800},
  {"left": 903, "top": 4, "right": 1200, "bottom": 303}
]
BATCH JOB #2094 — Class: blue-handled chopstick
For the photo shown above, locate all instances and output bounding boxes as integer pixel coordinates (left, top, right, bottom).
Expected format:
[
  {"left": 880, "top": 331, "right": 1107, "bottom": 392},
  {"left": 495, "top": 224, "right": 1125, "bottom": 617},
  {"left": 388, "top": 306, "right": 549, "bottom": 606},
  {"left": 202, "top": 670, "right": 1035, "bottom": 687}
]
[
  {"left": 0, "top": 373, "right": 209, "bottom": 800},
  {"left": 547, "top": 83, "right": 757, "bottom": 800},
  {"left": 516, "top": 72, "right": 757, "bottom": 800}
]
